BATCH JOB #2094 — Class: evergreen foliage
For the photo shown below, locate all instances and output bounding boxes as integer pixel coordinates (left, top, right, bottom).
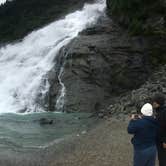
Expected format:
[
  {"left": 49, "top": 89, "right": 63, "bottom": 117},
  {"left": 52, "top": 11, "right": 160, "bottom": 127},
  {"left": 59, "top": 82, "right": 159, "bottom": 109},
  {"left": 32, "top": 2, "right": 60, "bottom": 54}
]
[
  {"left": 107, "top": 0, "right": 166, "bottom": 35},
  {"left": 0, "top": 0, "right": 91, "bottom": 43}
]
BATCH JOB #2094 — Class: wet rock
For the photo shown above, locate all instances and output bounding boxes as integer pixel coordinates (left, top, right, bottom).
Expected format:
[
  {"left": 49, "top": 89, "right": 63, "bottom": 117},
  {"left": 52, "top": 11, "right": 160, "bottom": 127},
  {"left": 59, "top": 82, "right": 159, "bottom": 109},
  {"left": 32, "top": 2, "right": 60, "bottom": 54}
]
[
  {"left": 98, "top": 112, "right": 105, "bottom": 119},
  {"left": 39, "top": 118, "right": 54, "bottom": 125}
]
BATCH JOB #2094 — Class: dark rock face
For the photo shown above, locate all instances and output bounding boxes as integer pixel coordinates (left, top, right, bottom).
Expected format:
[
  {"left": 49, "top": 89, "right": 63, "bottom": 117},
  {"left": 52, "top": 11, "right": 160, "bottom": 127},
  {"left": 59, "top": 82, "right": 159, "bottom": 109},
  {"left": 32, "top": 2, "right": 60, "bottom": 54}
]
[
  {"left": 102, "top": 0, "right": 166, "bottom": 117},
  {"left": 48, "top": 16, "right": 151, "bottom": 112},
  {"left": 41, "top": 0, "right": 166, "bottom": 114}
]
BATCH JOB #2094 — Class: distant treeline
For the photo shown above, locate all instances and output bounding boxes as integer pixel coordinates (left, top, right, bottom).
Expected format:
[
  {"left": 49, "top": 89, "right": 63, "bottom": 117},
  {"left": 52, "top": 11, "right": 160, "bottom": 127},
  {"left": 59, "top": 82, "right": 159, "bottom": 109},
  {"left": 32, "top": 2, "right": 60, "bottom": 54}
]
[{"left": 0, "top": 0, "right": 92, "bottom": 44}]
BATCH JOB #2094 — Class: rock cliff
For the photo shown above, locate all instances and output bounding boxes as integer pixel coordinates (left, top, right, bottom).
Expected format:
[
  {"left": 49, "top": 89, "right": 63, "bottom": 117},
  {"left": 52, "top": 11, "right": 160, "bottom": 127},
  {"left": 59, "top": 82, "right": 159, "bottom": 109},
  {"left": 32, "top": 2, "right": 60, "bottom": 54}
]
[
  {"left": 48, "top": 0, "right": 166, "bottom": 114},
  {"left": 48, "top": 15, "right": 152, "bottom": 113}
]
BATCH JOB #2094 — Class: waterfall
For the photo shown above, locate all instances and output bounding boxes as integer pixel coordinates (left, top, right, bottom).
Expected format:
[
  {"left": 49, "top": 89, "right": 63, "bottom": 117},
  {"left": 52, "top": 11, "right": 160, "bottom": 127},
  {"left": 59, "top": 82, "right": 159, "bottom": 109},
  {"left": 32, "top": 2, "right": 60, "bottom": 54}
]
[
  {"left": 55, "top": 65, "right": 66, "bottom": 111},
  {"left": 0, "top": 0, "right": 106, "bottom": 114},
  {"left": 55, "top": 41, "right": 77, "bottom": 112},
  {"left": 0, "top": 0, "right": 15, "bottom": 6},
  {"left": 0, "top": 0, "right": 7, "bottom": 5}
]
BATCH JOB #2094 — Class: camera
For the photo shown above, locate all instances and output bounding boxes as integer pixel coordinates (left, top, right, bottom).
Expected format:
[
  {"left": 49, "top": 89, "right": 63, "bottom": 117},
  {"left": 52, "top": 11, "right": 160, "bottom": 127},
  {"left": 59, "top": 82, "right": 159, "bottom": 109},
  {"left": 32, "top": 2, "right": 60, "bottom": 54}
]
[{"left": 130, "top": 114, "right": 141, "bottom": 120}]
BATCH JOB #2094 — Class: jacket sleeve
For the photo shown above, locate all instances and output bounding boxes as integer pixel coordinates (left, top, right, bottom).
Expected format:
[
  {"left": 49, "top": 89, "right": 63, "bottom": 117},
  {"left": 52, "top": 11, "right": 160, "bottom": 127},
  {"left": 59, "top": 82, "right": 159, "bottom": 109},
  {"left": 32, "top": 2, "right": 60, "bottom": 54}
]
[
  {"left": 161, "top": 110, "right": 166, "bottom": 143},
  {"left": 127, "top": 120, "right": 140, "bottom": 134}
]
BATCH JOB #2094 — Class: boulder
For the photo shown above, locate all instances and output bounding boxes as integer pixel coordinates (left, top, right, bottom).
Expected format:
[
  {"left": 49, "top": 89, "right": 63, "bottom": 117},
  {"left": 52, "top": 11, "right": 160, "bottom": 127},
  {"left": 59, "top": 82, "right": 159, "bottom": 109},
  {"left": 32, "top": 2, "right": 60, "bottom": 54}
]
[{"left": 39, "top": 118, "right": 54, "bottom": 125}]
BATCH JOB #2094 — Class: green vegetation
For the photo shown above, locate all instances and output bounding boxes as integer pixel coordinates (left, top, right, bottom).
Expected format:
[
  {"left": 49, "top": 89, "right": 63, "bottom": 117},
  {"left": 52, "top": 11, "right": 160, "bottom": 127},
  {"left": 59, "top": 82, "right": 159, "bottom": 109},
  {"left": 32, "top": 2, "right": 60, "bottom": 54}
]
[
  {"left": 0, "top": 0, "right": 92, "bottom": 44},
  {"left": 107, "top": 0, "right": 166, "bottom": 35},
  {"left": 107, "top": 0, "right": 166, "bottom": 65}
]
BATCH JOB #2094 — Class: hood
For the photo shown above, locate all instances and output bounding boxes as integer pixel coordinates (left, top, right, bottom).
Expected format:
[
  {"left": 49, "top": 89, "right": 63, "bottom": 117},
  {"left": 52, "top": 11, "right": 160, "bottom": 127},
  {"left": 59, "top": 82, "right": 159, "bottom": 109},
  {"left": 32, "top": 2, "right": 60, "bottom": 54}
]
[{"left": 141, "top": 103, "right": 153, "bottom": 116}]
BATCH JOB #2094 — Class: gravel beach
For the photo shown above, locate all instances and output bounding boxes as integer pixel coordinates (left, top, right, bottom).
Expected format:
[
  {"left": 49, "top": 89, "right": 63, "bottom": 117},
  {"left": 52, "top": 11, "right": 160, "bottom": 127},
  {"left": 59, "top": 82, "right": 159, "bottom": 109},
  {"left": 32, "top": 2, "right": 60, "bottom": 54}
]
[
  {"left": 49, "top": 117, "right": 160, "bottom": 166},
  {"left": 0, "top": 117, "right": 159, "bottom": 166},
  {"left": 49, "top": 118, "right": 133, "bottom": 166}
]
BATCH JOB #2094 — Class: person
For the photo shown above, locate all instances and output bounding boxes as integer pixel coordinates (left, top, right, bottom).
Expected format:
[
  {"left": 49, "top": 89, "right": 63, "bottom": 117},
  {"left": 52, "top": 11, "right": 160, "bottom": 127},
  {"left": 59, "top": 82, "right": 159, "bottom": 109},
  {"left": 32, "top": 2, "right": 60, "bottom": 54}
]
[
  {"left": 152, "top": 93, "right": 166, "bottom": 166},
  {"left": 128, "top": 103, "right": 158, "bottom": 166}
]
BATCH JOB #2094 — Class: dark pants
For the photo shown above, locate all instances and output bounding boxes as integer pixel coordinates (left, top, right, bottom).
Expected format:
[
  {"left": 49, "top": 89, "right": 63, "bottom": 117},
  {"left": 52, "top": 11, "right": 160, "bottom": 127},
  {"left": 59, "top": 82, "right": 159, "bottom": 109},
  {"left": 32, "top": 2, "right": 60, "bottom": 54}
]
[
  {"left": 134, "top": 146, "right": 156, "bottom": 166},
  {"left": 157, "top": 143, "right": 166, "bottom": 166}
]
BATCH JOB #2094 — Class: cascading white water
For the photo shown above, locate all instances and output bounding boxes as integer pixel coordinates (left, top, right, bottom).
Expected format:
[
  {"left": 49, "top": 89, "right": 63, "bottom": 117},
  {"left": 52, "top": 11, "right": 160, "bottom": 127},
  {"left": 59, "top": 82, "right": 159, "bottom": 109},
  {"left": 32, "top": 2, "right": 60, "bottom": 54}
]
[
  {"left": 0, "top": 0, "right": 106, "bottom": 114},
  {"left": 0, "top": 0, "right": 10, "bottom": 5},
  {"left": 55, "top": 66, "right": 66, "bottom": 111},
  {"left": 0, "top": 0, "right": 6, "bottom": 5}
]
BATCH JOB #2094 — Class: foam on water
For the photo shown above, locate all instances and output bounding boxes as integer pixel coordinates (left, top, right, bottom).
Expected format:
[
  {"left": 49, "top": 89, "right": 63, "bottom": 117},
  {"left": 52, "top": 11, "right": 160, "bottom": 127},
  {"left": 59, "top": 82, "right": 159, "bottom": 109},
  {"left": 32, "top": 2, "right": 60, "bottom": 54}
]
[{"left": 0, "top": 0, "right": 106, "bottom": 113}]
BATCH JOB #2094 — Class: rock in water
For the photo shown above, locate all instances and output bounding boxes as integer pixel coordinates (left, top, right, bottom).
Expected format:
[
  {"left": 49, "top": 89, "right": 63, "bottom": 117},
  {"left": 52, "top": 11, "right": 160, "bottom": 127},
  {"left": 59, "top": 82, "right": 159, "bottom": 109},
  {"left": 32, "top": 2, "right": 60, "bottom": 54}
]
[{"left": 39, "top": 118, "right": 54, "bottom": 125}]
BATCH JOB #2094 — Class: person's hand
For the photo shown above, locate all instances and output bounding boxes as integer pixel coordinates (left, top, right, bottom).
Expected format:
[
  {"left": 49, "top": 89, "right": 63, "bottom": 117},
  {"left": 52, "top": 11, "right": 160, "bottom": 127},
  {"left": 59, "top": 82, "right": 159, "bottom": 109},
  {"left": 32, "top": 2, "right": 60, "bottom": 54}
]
[
  {"left": 162, "top": 143, "right": 166, "bottom": 149},
  {"left": 138, "top": 115, "right": 142, "bottom": 119},
  {"left": 130, "top": 114, "right": 140, "bottom": 120},
  {"left": 130, "top": 114, "right": 136, "bottom": 120}
]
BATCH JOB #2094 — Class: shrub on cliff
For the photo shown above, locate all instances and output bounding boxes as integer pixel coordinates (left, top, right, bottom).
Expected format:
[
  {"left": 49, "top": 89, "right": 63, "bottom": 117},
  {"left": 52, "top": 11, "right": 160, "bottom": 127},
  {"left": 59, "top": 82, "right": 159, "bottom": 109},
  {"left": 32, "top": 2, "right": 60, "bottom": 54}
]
[
  {"left": 107, "top": 0, "right": 166, "bottom": 66},
  {"left": 107, "top": 0, "right": 166, "bottom": 35}
]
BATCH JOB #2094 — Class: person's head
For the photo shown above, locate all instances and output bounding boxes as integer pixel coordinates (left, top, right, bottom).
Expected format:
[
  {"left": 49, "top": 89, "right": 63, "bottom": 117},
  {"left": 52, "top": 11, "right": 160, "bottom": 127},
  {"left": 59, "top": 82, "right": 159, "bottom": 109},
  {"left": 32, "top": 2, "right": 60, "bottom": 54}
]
[
  {"left": 152, "top": 93, "right": 165, "bottom": 109},
  {"left": 141, "top": 103, "right": 153, "bottom": 116}
]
